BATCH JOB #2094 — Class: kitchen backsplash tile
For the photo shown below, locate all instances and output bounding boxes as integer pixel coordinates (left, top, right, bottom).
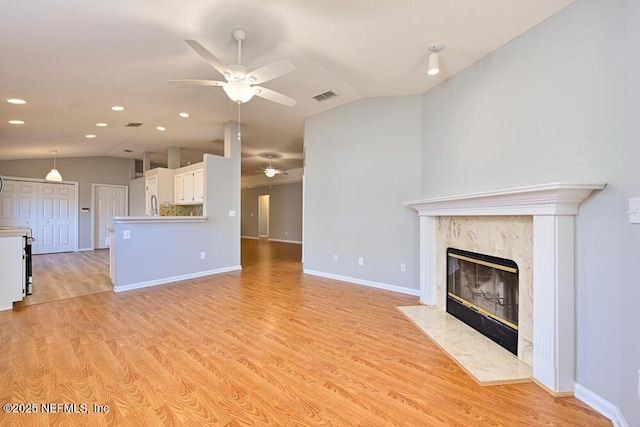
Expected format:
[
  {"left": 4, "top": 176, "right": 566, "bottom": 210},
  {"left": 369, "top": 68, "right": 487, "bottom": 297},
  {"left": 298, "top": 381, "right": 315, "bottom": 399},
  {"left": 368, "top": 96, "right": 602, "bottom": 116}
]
[{"left": 160, "top": 204, "right": 203, "bottom": 216}]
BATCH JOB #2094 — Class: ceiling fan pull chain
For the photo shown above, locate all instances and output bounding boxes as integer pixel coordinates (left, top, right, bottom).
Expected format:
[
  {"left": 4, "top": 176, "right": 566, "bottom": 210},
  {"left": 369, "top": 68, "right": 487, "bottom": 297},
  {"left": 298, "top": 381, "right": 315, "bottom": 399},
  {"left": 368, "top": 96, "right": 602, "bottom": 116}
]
[{"left": 237, "top": 101, "right": 242, "bottom": 141}]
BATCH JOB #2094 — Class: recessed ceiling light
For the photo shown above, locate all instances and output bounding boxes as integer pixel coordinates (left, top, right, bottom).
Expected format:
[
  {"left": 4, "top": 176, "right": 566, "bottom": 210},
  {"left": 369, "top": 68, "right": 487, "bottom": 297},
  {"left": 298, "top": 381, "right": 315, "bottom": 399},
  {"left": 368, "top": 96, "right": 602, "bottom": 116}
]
[
  {"left": 7, "top": 99, "right": 26, "bottom": 105},
  {"left": 111, "top": 106, "right": 125, "bottom": 111},
  {"left": 85, "top": 134, "right": 96, "bottom": 138},
  {"left": 156, "top": 126, "right": 166, "bottom": 131},
  {"left": 96, "top": 123, "right": 108, "bottom": 127},
  {"left": 8, "top": 120, "right": 25, "bottom": 125},
  {"left": 179, "top": 112, "right": 190, "bottom": 118}
]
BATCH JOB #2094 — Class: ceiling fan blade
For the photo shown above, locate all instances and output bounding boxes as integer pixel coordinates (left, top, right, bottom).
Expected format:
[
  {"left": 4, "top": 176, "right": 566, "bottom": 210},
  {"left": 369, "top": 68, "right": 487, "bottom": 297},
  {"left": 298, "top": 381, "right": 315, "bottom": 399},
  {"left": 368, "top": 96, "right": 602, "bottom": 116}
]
[
  {"left": 184, "top": 40, "right": 231, "bottom": 77},
  {"left": 253, "top": 86, "right": 297, "bottom": 107},
  {"left": 247, "top": 59, "right": 295, "bottom": 85},
  {"left": 168, "top": 79, "right": 225, "bottom": 86}
]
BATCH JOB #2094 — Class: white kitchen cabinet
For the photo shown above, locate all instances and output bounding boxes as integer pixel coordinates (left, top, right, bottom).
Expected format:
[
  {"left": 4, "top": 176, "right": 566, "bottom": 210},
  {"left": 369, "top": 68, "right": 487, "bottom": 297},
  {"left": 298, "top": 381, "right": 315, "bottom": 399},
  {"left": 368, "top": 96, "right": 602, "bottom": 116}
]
[
  {"left": 174, "top": 169, "right": 204, "bottom": 204},
  {"left": 0, "top": 232, "right": 26, "bottom": 311},
  {"left": 193, "top": 169, "right": 204, "bottom": 203}
]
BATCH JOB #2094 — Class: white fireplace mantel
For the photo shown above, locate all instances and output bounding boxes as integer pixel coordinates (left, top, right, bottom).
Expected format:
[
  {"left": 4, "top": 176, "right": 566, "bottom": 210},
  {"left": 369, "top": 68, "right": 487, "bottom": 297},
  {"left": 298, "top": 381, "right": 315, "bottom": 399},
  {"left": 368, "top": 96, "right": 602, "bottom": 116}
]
[{"left": 404, "top": 182, "right": 606, "bottom": 395}]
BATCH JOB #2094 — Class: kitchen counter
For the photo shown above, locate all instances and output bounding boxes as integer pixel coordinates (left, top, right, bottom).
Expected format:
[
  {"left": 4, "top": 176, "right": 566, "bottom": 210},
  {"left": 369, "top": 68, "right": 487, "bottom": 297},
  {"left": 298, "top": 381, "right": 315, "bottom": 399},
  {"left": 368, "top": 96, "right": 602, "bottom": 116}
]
[
  {"left": 112, "top": 216, "right": 207, "bottom": 224},
  {"left": 0, "top": 226, "right": 31, "bottom": 237}
]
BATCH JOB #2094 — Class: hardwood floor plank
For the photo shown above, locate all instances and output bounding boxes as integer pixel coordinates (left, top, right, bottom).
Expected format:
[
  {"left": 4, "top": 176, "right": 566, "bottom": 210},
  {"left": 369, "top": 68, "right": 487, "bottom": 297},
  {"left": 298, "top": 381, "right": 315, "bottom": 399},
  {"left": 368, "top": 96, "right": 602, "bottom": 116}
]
[{"left": 0, "top": 239, "right": 611, "bottom": 426}]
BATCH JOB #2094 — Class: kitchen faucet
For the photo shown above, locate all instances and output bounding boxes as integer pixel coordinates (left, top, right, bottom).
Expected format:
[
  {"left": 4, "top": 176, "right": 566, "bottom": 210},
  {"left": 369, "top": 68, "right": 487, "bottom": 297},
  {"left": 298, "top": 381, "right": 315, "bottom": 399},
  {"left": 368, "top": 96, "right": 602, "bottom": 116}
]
[{"left": 151, "top": 194, "right": 158, "bottom": 216}]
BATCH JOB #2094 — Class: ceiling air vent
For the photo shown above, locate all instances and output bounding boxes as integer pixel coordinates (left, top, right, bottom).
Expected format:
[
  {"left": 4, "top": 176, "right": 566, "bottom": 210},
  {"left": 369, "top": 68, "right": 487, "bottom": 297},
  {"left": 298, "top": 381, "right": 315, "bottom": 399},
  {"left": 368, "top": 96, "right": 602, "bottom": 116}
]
[
  {"left": 126, "top": 122, "right": 143, "bottom": 127},
  {"left": 313, "top": 91, "right": 337, "bottom": 102}
]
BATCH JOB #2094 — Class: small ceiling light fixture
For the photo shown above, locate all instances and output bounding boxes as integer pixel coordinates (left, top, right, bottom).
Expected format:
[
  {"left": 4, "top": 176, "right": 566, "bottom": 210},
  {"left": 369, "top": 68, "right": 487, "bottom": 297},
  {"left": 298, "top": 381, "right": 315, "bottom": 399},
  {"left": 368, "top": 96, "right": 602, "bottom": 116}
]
[
  {"left": 263, "top": 155, "right": 278, "bottom": 178},
  {"left": 223, "top": 83, "right": 258, "bottom": 104},
  {"left": 96, "top": 122, "right": 108, "bottom": 127},
  {"left": 111, "top": 105, "right": 125, "bottom": 111},
  {"left": 8, "top": 120, "right": 25, "bottom": 125},
  {"left": 428, "top": 42, "right": 444, "bottom": 76},
  {"left": 45, "top": 150, "right": 63, "bottom": 182},
  {"left": 6, "top": 98, "right": 26, "bottom": 104},
  {"left": 178, "top": 112, "right": 190, "bottom": 118},
  {"left": 156, "top": 126, "right": 166, "bottom": 131}
]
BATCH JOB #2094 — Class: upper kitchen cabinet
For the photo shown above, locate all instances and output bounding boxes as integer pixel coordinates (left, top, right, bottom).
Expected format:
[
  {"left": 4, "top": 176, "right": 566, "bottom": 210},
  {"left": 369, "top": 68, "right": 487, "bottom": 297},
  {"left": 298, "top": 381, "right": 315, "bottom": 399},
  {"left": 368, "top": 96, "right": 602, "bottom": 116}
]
[{"left": 175, "top": 168, "right": 204, "bottom": 205}]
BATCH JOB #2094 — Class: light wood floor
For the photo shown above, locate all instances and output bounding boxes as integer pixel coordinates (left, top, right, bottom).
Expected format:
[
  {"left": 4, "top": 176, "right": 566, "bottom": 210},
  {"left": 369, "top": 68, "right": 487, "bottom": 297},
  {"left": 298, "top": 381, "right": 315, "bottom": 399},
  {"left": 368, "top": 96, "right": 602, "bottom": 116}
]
[
  {"left": 0, "top": 240, "right": 610, "bottom": 426},
  {"left": 14, "top": 249, "right": 112, "bottom": 308}
]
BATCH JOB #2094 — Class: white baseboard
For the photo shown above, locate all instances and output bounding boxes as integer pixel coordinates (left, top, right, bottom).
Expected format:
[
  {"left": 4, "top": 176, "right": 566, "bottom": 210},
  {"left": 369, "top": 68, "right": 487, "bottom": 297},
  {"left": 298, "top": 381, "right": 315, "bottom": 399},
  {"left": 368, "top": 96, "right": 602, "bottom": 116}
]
[
  {"left": 303, "top": 269, "right": 420, "bottom": 296},
  {"left": 241, "top": 236, "right": 259, "bottom": 240},
  {"left": 269, "top": 238, "right": 302, "bottom": 244},
  {"left": 77, "top": 247, "right": 94, "bottom": 252},
  {"left": 114, "top": 265, "right": 242, "bottom": 293},
  {"left": 574, "top": 383, "right": 628, "bottom": 427}
]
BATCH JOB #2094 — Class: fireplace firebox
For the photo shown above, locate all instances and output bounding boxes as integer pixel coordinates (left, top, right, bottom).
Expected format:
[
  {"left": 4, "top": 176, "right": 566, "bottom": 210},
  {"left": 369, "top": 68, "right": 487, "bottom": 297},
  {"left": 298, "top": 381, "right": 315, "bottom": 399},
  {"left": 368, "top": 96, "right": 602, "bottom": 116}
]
[{"left": 446, "top": 248, "right": 519, "bottom": 355}]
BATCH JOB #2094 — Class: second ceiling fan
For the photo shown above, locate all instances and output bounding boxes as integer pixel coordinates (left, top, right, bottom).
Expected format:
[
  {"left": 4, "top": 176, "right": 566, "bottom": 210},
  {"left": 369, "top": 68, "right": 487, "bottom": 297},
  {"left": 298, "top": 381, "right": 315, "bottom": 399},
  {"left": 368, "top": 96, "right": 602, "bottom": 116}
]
[{"left": 171, "top": 29, "right": 297, "bottom": 107}]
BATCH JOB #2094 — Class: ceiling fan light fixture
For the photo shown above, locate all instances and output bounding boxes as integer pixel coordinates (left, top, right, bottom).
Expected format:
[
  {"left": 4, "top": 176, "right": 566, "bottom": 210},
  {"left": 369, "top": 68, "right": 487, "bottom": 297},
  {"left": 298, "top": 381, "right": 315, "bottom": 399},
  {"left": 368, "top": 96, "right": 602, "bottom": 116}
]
[
  {"left": 264, "top": 167, "right": 277, "bottom": 178},
  {"left": 223, "top": 83, "right": 256, "bottom": 103}
]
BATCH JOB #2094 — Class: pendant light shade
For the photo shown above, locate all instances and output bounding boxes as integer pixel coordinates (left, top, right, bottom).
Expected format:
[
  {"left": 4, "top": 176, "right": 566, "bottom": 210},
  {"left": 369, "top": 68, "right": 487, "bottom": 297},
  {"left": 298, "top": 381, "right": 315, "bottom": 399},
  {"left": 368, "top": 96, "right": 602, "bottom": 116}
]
[
  {"left": 223, "top": 83, "right": 256, "bottom": 104},
  {"left": 45, "top": 150, "right": 63, "bottom": 181},
  {"left": 264, "top": 167, "right": 277, "bottom": 178}
]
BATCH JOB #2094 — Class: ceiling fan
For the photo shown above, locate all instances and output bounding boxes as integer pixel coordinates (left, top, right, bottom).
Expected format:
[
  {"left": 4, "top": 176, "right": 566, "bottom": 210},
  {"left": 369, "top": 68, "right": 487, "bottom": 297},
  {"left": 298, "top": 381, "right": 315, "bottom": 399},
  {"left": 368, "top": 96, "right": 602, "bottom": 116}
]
[
  {"left": 170, "top": 29, "right": 297, "bottom": 107},
  {"left": 253, "top": 155, "right": 288, "bottom": 178}
]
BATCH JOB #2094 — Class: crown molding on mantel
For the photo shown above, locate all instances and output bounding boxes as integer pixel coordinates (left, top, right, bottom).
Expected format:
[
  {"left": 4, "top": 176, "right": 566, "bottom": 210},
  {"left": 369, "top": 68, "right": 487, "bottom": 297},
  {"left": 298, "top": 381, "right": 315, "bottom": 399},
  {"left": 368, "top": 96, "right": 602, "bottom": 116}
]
[{"left": 404, "top": 182, "right": 607, "bottom": 217}]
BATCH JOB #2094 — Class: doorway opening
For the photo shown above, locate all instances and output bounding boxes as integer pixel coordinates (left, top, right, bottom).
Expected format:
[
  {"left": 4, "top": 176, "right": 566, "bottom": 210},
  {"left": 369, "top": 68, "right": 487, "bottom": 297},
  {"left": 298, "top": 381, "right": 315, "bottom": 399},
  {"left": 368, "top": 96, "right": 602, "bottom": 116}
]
[{"left": 258, "top": 194, "right": 270, "bottom": 238}]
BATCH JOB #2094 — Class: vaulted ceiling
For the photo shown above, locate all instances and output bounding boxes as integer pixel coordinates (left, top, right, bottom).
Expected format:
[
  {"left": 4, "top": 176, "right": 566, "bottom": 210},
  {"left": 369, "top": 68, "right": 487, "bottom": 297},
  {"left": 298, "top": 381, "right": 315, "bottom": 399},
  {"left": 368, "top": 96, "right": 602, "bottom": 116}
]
[{"left": 0, "top": 0, "right": 573, "bottom": 175}]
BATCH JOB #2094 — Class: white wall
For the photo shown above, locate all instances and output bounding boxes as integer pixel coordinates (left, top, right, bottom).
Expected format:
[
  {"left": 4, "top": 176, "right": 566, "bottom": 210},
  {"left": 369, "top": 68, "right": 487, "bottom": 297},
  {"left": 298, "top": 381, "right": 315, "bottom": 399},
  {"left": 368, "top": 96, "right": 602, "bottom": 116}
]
[
  {"left": 303, "top": 95, "right": 422, "bottom": 293},
  {"left": 419, "top": 0, "right": 638, "bottom": 424}
]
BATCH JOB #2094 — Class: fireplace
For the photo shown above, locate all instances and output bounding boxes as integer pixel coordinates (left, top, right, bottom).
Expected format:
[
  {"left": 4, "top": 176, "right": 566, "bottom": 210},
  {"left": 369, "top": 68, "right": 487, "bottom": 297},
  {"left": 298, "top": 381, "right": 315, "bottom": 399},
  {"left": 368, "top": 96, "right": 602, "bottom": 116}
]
[
  {"left": 446, "top": 248, "right": 519, "bottom": 355},
  {"left": 404, "top": 183, "right": 606, "bottom": 394}
]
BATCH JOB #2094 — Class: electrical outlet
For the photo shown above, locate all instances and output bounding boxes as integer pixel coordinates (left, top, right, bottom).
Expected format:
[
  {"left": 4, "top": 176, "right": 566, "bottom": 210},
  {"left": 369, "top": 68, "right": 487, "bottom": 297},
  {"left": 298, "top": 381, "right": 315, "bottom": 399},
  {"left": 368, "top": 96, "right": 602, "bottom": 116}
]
[
  {"left": 200, "top": 252, "right": 206, "bottom": 260},
  {"left": 333, "top": 254, "right": 338, "bottom": 262},
  {"left": 358, "top": 257, "right": 364, "bottom": 266},
  {"left": 123, "top": 230, "right": 130, "bottom": 240},
  {"left": 400, "top": 263, "right": 406, "bottom": 272}
]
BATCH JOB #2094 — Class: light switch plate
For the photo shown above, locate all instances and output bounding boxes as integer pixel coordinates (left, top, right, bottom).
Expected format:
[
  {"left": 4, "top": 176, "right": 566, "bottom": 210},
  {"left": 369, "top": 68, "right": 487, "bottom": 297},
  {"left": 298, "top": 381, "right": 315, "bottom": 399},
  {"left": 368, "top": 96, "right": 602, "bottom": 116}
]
[{"left": 229, "top": 210, "right": 236, "bottom": 217}]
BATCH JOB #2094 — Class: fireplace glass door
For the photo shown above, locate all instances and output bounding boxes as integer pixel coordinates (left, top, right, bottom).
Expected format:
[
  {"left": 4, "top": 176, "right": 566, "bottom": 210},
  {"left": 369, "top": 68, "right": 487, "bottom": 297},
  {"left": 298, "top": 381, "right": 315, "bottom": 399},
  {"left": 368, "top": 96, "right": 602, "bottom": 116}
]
[{"left": 447, "top": 248, "right": 519, "bottom": 354}]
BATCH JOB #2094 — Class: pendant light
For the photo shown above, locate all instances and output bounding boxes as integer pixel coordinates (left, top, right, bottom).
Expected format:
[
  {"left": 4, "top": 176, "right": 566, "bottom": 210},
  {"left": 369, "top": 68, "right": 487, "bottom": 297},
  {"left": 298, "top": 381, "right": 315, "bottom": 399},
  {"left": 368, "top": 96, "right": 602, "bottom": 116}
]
[{"left": 45, "top": 150, "right": 63, "bottom": 181}]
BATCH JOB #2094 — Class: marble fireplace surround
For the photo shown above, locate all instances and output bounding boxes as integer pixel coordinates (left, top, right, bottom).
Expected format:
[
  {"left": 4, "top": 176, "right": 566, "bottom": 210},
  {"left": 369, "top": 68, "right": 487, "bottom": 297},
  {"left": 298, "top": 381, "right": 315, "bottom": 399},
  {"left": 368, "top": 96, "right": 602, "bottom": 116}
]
[{"left": 405, "top": 183, "right": 605, "bottom": 395}]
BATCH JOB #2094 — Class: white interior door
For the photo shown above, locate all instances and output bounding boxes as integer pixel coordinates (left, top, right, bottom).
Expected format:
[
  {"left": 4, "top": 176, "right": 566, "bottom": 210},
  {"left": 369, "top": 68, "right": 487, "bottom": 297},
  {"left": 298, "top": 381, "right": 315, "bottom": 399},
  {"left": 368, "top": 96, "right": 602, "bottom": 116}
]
[
  {"left": 95, "top": 185, "right": 126, "bottom": 249},
  {"left": 37, "top": 182, "right": 76, "bottom": 254},
  {"left": 0, "top": 180, "right": 38, "bottom": 229}
]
